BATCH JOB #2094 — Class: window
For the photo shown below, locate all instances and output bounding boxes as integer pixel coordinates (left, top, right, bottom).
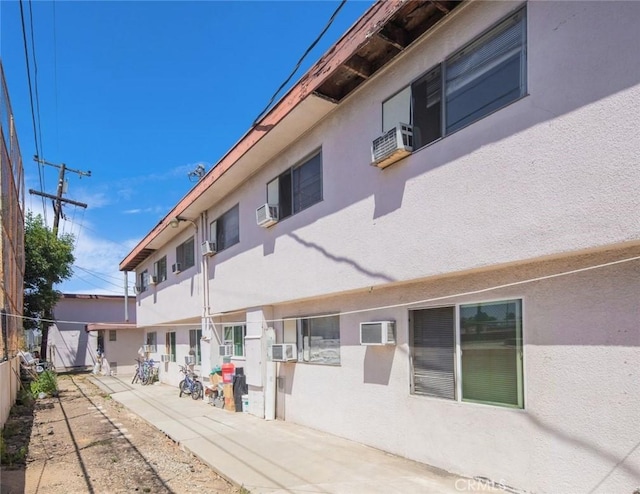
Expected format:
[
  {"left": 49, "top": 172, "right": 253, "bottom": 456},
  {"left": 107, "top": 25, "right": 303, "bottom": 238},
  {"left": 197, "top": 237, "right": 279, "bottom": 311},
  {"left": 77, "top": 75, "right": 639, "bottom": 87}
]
[
  {"left": 411, "top": 299, "right": 523, "bottom": 408},
  {"left": 223, "top": 325, "right": 246, "bottom": 357},
  {"left": 382, "top": 9, "right": 526, "bottom": 149},
  {"left": 146, "top": 331, "right": 157, "bottom": 352},
  {"left": 267, "top": 152, "right": 322, "bottom": 221},
  {"left": 165, "top": 332, "right": 176, "bottom": 362},
  {"left": 209, "top": 205, "right": 239, "bottom": 252},
  {"left": 154, "top": 256, "right": 167, "bottom": 283},
  {"left": 175, "top": 237, "right": 195, "bottom": 271},
  {"left": 137, "top": 270, "right": 148, "bottom": 293},
  {"left": 189, "top": 329, "right": 202, "bottom": 365},
  {"left": 109, "top": 330, "right": 117, "bottom": 342},
  {"left": 297, "top": 315, "right": 340, "bottom": 365}
]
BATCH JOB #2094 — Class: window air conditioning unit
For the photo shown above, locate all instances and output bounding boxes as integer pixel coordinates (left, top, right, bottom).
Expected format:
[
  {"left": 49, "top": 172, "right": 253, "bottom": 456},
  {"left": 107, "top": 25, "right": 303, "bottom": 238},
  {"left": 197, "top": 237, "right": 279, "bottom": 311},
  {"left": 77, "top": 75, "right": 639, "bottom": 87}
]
[
  {"left": 371, "top": 123, "right": 413, "bottom": 169},
  {"left": 219, "top": 344, "right": 233, "bottom": 357},
  {"left": 359, "top": 321, "right": 396, "bottom": 345},
  {"left": 185, "top": 355, "right": 196, "bottom": 365},
  {"left": 142, "top": 344, "right": 157, "bottom": 353},
  {"left": 202, "top": 240, "right": 217, "bottom": 256},
  {"left": 271, "top": 343, "right": 297, "bottom": 362},
  {"left": 160, "top": 354, "right": 171, "bottom": 362},
  {"left": 256, "top": 204, "right": 279, "bottom": 228},
  {"left": 172, "top": 263, "right": 181, "bottom": 273},
  {"left": 134, "top": 285, "right": 142, "bottom": 294},
  {"left": 148, "top": 275, "right": 158, "bottom": 285}
]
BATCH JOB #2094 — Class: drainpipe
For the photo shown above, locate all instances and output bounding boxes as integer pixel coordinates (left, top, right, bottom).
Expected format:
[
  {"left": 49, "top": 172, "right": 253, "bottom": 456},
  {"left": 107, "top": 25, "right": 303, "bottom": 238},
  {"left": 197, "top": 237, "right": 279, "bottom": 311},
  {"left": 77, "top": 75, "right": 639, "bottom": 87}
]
[{"left": 123, "top": 271, "right": 129, "bottom": 322}]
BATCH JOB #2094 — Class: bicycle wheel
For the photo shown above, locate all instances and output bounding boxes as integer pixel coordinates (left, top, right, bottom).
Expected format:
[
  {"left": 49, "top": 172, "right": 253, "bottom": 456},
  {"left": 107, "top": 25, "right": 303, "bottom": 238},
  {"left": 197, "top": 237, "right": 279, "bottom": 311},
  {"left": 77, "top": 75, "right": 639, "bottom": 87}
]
[
  {"left": 191, "top": 381, "right": 203, "bottom": 401},
  {"left": 142, "top": 371, "right": 152, "bottom": 385},
  {"left": 132, "top": 370, "right": 139, "bottom": 384},
  {"left": 179, "top": 379, "right": 188, "bottom": 397}
]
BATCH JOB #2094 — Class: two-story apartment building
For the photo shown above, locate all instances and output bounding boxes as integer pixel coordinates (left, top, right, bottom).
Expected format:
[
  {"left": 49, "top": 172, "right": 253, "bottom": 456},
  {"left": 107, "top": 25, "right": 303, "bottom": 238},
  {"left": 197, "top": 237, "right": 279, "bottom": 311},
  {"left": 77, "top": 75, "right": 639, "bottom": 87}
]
[{"left": 120, "top": 1, "right": 640, "bottom": 492}]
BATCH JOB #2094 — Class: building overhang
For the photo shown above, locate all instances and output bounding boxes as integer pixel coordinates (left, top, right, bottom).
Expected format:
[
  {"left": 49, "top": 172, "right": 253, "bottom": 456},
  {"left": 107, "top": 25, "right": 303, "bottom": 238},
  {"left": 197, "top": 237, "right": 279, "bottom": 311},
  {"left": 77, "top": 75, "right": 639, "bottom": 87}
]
[
  {"left": 85, "top": 323, "right": 138, "bottom": 332},
  {"left": 119, "top": 0, "right": 463, "bottom": 272}
]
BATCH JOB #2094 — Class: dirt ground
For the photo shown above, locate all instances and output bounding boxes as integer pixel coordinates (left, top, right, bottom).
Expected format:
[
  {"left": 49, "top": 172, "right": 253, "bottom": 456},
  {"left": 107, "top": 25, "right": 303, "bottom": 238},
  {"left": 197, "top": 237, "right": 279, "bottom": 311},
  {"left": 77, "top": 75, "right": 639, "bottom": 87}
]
[{"left": 1, "top": 374, "right": 240, "bottom": 494}]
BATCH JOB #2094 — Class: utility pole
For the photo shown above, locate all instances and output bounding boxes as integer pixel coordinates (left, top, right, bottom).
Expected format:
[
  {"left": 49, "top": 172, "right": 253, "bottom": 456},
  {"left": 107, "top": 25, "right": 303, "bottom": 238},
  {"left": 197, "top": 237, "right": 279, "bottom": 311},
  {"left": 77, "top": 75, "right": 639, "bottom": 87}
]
[
  {"left": 28, "top": 156, "right": 91, "bottom": 360},
  {"left": 30, "top": 156, "right": 91, "bottom": 236}
]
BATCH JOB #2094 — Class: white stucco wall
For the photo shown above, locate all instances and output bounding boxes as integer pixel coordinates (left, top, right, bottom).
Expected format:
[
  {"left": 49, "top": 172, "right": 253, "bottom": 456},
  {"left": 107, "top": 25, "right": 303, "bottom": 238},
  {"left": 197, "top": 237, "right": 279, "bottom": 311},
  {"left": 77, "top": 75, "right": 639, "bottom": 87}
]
[
  {"left": 274, "top": 246, "right": 640, "bottom": 494},
  {"left": 137, "top": 0, "right": 640, "bottom": 320},
  {"left": 50, "top": 295, "right": 135, "bottom": 370},
  {"left": 130, "top": 2, "right": 640, "bottom": 492}
]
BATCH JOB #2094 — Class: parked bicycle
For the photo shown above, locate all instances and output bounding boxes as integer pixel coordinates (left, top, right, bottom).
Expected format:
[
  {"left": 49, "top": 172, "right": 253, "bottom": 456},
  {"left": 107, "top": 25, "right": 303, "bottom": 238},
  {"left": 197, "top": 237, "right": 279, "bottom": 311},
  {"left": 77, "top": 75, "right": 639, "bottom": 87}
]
[
  {"left": 178, "top": 364, "right": 203, "bottom": 400},
  {"left": 132, "top": 358, "right": 157, "bottom": 385}
]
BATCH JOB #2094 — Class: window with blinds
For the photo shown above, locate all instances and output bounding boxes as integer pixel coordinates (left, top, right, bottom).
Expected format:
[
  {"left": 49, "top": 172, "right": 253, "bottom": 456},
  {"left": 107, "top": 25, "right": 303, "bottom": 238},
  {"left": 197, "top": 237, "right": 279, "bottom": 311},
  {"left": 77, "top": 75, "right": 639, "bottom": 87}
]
[
  {"left": 410, "top": 299, "right": 524, "bottom": 409},
  {"left": 380, "top": 7, "right": 526, "bottom": 152}
]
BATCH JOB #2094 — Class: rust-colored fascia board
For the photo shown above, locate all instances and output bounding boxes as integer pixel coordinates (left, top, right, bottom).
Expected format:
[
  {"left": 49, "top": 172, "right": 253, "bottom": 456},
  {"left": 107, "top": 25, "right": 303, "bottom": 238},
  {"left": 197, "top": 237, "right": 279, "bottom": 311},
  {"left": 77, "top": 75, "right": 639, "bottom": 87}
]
[{"left": 119, "top": 0, "right": 406, "bottom": 272}]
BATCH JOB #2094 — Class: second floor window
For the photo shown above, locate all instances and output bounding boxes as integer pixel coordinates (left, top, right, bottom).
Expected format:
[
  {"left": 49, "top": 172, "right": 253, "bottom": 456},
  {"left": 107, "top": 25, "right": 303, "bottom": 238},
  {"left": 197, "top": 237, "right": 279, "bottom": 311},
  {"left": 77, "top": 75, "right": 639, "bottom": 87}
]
[
  {"left": 267, "top": 151, "right": 322, "bottom": 221},
  {"left": 154, "top": 256, "right": 167, "bottom": 283},
  {"left": 209, "top": 205, "right": 239, "bottom": 252},
  {"left": 175, "top": 236, "right": 195, "bottom": 271}
]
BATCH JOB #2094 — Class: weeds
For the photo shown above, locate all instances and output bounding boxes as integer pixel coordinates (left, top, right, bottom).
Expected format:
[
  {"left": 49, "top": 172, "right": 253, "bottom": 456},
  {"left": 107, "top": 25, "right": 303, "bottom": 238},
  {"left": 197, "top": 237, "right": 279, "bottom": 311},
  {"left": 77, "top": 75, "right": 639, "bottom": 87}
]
[{"left": 30, "top": 370, "right": 58, "bottom": 397}]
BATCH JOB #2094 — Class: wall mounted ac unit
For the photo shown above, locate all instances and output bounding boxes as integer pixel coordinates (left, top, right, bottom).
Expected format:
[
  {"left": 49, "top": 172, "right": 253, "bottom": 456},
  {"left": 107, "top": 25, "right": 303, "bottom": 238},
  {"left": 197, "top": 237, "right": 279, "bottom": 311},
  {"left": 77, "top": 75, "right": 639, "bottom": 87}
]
[
  {"left": 172, "top": 263, "right": 181, "bottom": 273},
  {"left": 160, "top": 354, "right": 171, "bottom": 362},
  {"left": 371, "top": 123, "right": 413, "bottom": 169},
  {"left": 148, "top": 275, "right": 158, "bottom": 285},
  {"left": 142, "top": 344, "right": 157, "bottom": 353},
  {"left": 202, "top": 240, "right": 217, "bottom": 256},
  {"left": 219, "top": 344, "right": 233, "bottom": 357},
  {"left": 185, "top": 355, "right": 196, "bottom": 365},
  {"left": 271, "top": 343, "right": 297, "bottom": 362},
  {"left": 134, "top": 285, "right": 142, "bottom": 294},
  {"left": 256, "top": 204, "right": 279, "bottom": 228},
  {"left": 359, "top": 321, "right": 396, "bottom": 345}
]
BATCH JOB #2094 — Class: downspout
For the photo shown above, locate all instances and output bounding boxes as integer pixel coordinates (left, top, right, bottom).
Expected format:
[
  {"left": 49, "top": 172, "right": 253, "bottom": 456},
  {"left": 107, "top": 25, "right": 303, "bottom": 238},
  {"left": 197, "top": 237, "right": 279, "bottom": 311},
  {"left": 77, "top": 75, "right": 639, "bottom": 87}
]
[
  {"left": 124, "top": 271, "right": 129, "bottom": 322},
  {"left": 200, "top": 212, "right": 210, "bottom": 364}
]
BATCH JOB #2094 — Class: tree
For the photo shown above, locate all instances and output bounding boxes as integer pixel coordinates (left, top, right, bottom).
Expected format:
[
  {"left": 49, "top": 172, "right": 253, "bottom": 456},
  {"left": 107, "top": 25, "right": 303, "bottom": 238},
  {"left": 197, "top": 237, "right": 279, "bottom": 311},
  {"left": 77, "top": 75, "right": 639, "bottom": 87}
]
[{"left": 23, "top": 212, "right": 75, "bottom": 357}]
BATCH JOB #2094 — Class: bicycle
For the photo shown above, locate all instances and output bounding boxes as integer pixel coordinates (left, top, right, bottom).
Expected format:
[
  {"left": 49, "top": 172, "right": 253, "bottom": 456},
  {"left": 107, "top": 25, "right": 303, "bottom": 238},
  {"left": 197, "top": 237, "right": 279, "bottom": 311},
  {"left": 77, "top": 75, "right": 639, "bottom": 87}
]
[
  {"left": 178, "top": 364, "right": 203, "bottom": 400},
  {"left": 132, "top": 358, "right": 157, "bottom": 385}
]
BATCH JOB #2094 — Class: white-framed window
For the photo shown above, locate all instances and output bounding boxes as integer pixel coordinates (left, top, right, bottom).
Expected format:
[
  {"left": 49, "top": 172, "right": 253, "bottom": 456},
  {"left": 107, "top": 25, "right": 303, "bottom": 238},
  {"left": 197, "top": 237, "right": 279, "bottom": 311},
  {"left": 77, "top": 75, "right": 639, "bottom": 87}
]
[
  {"left": 267, "top": 151, "right": 322, "bottom": 221},
  {"left": 209, "top": 205, "right": 239, "bottom": 253},
  {"left": 382, "top": 8, "right": 526, "bottom": 149},
  {"left": 223, "top": 325, "right": 246, "bottom": 357},
  {"left": 175, "top": 236, "right": 195, "bottom": 271},
  {"left": 410, "top": 299, "right": 524, "bottom": 409},
  {"left": 137, "top": 270, "right": 149, "bottom": 293},
  {"left": 154, "top": 256, "right": 167, "bottom": 283},
  {"left": 189, "top": 329, "right": 202, "bottom": 365},
  {"left": 296, "top": 314, "right": 340, "bottom": 366},
  {"left": 146, "top": 331, "right": 157, "bottom": 353},
  {"left": 109, "top": 329, "right": 117, "bottom": 342},
  {"left": 165, "top": 331, "right": 176, "bottom": 362}
]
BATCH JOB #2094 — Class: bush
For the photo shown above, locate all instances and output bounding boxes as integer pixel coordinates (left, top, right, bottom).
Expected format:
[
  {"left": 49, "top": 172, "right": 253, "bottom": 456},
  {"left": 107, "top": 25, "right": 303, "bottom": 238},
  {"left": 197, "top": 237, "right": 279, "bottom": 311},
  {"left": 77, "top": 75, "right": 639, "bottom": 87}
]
[{"left": 30, "top": 370, "right": 58, "bottom": 397}]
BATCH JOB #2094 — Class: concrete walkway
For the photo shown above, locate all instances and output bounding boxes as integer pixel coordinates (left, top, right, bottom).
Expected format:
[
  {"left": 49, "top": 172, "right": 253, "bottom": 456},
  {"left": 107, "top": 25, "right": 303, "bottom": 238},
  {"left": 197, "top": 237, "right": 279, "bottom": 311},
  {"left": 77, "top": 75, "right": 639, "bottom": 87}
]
[{"left": 89, "top": 375, "right": 502, "bottom": 494}]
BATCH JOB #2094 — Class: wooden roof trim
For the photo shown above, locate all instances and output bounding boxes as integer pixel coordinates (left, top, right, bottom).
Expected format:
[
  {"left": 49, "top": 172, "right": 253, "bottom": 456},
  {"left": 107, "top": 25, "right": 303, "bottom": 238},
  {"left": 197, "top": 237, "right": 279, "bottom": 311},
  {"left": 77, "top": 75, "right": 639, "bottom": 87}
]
[{"left": 119, "top": 0, "right": 407, "bottom": 272}]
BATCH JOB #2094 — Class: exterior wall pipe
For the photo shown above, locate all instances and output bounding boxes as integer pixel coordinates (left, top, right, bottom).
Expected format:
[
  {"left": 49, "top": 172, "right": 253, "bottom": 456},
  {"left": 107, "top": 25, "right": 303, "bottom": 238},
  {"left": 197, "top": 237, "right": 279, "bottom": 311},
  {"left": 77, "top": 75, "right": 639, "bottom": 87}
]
[{"left": 124, "top": 271, "right": 129, "bottom": 322}]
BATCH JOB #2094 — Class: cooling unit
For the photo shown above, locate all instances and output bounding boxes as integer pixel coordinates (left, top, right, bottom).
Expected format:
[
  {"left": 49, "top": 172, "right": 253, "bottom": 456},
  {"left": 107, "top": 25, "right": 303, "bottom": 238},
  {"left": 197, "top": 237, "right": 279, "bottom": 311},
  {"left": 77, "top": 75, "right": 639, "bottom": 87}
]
[
  {"left": 371, "top": 123, "right": 413, "bottom": 169},
  {"left": 172, "top": 263, "right": 181, "bottom": 273},
  {"left": 202, "top": 240, "right": 217, "bottom": 256},
  {"left": 219, "top": 344, "right": 233, "bottom": 357},
  {"left": 256, "top": 204, "right": 279, "bottom": 228},
  {"left": 271, "top": 343, "right": 297, "bottom": 362},
  {"left": 160, "top": 354, "right": 171, "bottom": 363},
  {"left": 359, "top": 321, "right": 396, "bottom": 345}
]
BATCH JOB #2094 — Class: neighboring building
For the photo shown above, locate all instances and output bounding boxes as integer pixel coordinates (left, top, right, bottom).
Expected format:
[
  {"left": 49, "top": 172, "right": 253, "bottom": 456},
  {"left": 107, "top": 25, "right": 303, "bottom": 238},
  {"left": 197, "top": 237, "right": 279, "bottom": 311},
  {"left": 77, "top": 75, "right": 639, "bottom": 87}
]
[
  {"left": 0, "top": 61, "right": 25, "bottom": 428},
  {"left": 119, "top": 1, "right": 640, "bottom": 493},
  {"left": 49, "top": 294, "right": 136, "bottom": 374}
]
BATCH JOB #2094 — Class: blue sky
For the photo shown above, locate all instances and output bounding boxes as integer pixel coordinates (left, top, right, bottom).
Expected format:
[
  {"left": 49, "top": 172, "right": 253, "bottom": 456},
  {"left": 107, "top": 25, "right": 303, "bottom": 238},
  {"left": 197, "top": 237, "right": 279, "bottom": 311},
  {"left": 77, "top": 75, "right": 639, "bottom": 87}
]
[{"left": 1, "top": 0, "right": 373, "bottom": 295}]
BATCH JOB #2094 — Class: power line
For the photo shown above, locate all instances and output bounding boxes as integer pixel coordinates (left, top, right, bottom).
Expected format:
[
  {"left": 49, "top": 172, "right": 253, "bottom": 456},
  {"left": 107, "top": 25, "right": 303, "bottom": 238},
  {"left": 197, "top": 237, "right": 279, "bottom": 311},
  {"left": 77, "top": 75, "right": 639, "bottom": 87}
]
[
  {"left": 18, "top": 0, "right": 47, "bottom": 223},
  {"left": 28, "top": 0, "right": 45, "bottom": 169},
  {"left": 252, "top": 0, "right": 347, "bottom": 126}
]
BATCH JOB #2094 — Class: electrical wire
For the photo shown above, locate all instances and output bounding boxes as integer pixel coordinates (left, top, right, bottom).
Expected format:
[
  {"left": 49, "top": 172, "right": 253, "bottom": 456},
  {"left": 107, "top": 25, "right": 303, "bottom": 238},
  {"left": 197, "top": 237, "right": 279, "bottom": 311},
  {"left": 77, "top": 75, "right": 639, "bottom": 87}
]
[
  {"left": 252, "top": 0, "right": 347, "bottom": 126},
  {"left": 18, "top": 0, "right": 47, "bottom": 224},
  {"left": 11, "top": 253, "right": 635, "bottom": 328},
  {"left": 73, "top": 265, "right": 132, "bottom": 290},
  {"left": 28, "top": 0, "right": 45, "bottom": 170}
]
